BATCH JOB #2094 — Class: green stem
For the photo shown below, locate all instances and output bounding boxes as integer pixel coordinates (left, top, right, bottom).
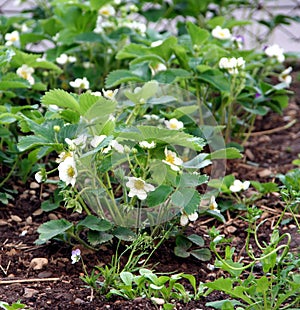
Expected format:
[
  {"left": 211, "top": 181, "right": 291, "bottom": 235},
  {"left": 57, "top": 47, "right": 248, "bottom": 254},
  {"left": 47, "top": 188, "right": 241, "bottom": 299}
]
[{"left": 0, "top": 159, "right": 18, "bottom": 188}]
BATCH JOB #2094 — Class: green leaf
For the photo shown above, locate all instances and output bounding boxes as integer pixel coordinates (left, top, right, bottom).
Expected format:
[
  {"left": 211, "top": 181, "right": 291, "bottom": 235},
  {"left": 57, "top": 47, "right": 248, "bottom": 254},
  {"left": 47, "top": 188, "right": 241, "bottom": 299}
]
[
  {"left": 154, "top": 69, "right": 191, "bottom": 84},
  {"left": 0, "top": 47, "right": 15, "bottom": 66},
  {"left": 183, "top": 189, "right": 201, "bottom": 214},
  {"left": 41, "top": 200, "right": 60, "bottom": 212},
  {"left": 105, "top": 69, "right": 145, "bottom": 88},
  {"left": 77, "top": 215, "right": 112, "bottom": 231},
  {"left": 178, "top": 173, "right": 208, "bottom": 188},
  {"left": 150, "top": 36, "right": 177, "bottom": 61},
  {"left": 118, "top": 126, "right": 205, "bottom": 151},
  {"left": 190, "top": 248, "right": 211, "bottom": 261},
  {"left": 116, "top": 43, "right": 149, "bottom": 60},
  {"left": 206, "top": 147, "right": 242, "bottom": 160},
  {"left": 41, "top": 89, "right": 80, "bottom": 112},
  {"left": 36, "top": 219, "right": 73, "bottom": 244},
  {"left": 77, "top": 92, "right": 101, "bottom": 115},
  {"left": 174, "top": 246, "right": 190, "bottom": 258},
  {"left": 120, "top": 271, "right": 134, "bottom": 286},
  {"left": 186, "top": 21, "right": 210, "bottom": 46},
  {"left": 113, "top": 227, "right": 136, "bottom": 241},
  {"left": 183, "top": 153, "right": 212, "bottom": 169},
  {"left": 255, "top": 276, "right": 269, "bottom": 293},
  {"left": 146, "top": 185, "right": 173, "bottom": 207},
  {"left": 87, "top": 231, "right": 113, "bottom": 246},
  {"left": 205, "top": 300, "right": 243, "bottom": 309},
  {"left": 197, "top": 69, "right": 231, "bottom": 92},
  {"left": 17, "top": 136, "right": 54, "bottom": 152},
  {"left": 187, "top": 234, "right": 204, "bottom": 247}
]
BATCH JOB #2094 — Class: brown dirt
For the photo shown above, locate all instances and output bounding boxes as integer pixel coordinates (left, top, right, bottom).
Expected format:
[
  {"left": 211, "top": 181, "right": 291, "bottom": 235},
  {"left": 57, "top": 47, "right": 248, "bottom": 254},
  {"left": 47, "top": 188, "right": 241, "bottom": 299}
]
[{"left": 0, "top": 72, "right": 300, "bottom": 309}]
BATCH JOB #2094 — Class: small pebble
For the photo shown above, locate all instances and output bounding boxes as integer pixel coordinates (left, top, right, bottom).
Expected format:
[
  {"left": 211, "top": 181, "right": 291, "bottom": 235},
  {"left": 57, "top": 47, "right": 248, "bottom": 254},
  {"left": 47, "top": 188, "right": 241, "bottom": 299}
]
[
  {"left": 30, "top": 182, "right": 40, "bottom": 189},
  {"left": 11, "top": 215, "right": 22, "bottom": 222},
  {"left": 48, "top": 213, "right": 58, "bottom": 220},
  {"left": 74, "top": 298, "right": 85, "bottom": 305}
]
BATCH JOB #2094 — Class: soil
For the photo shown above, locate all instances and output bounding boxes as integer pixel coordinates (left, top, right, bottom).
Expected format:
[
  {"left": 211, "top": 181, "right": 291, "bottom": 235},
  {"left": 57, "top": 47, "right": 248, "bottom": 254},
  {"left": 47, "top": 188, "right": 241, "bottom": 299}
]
[{"left": 0, "top": 71, "right": 300, "bottom": 309}]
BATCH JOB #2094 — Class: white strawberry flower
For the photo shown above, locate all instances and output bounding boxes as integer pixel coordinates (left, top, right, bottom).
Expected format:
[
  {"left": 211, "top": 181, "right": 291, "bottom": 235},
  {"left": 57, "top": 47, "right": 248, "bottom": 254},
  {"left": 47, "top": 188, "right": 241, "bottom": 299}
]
[
  {"left": 264, "top": 44, "right": 285, "bottom": 63},
  {"left": 212, "top": 25, "right": 231, "bottom": 40},
  {"left": 278, "top": 66, "right": 292, "bottom": 86},
  {"left": 34, "top": 171, "right": 43, "bottom": 183},
  {"left": 5, "top": 30, "right": 20, "bottom": 47},
  {"left": 91, "top": 135, "right": 107, "bottom": 148},
  {"left": 56, "top": 151, "right": 74, "bottom": 164},
  {"left": 164, "top": 118, "right": 184, "bottom": 130},
  {"left": 69, "top": 77, "right": 90, "bottom": 89},
  {"left": 139, "top": 141, "right": 156, "bottom": 149},
  {"left": 126, "top": 177, "right": 155, "bottom": 200},
  {"left": 58, "top": 156, "right": 77, "bottom": 187},
  {"left": 208, "top": 195, "right": 220, "bottom": 213},
  {"left": 180, "top": 211, "right": 198, "bottom": 226},
  {"left": 102, "top": 88, "right": 118, "bottom": 100},
  {"left": 162, "top": 148, "right": 183, "bottom": 171},
  {"left": 16, "top": 64, "right": 35, "bottom": 85},
  {"left": 229, "top": 179, "right": 250, "bottom": 192},
  {"left": 99, "top": 4, "right": 115, "bottom": 17},
  {"left": 56, "top": 53, "right": 77, "bottom": 65},
  {"left": 65, "top": 134, "right": 88, "bottom": 150},
  {"left": 103, "top": 140, "right": 124, "bottom": 154}
]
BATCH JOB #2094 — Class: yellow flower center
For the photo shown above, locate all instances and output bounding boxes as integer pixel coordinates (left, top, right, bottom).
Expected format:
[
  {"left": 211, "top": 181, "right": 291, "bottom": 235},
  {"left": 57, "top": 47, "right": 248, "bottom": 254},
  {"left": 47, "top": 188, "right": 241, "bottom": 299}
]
[
  {"left": 67, "top": 166, "right": 76, "bottom": 178},
  {"left": 100, "top": 8, "right": 110, "bottom": 16},
  {"left": 20, "top": 71, "right": 29, "bottom": 79},
  {"left": 169, "top": 123, "right": 178, "bottom": 129},
  {"left": 134, "top": 179, "right": 145, "bottom": 190},
  {"left": 166, "top": 153, "right": 175, "bottom": 165}
]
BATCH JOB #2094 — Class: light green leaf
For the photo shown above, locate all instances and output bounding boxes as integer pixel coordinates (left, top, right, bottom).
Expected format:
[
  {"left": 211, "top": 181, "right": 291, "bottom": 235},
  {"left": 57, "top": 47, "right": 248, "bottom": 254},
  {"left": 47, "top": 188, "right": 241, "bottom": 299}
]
[
  {"left": 36, "top": 219, "right": 73, "bottom": 244},
  {"left": 178, "top": 173, "right": 208, "bottom": 189},
  {"left": 105, "top": 69, "right": 145, "bottom": 88},
  {"left": 206, "top": 147, "right": 242, "bottom": 160},
  {"left": 186, "top": 21, "right": 210, "bottom": 46},
  {"left": 118, "top": 126, "right": 205, "bottom": 151},
  {"left": 116, "top": 43, "right": 149, "bottom": 60},
  {"left": 120, "top": 271, "right": 134, "bottom": 286},
  {"left": 41, "top": 89, "right": 80, "bottom": 112}
]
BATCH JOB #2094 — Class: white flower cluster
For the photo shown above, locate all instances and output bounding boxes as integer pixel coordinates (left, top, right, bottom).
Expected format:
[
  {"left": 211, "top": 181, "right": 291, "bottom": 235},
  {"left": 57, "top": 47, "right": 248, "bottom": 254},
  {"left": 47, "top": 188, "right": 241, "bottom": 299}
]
[
  {"left": 219, "top": 57, "right": 246, "bottom": 75},
  {"left": 264, "top": 44, "right": 285, "bottom": 63},
  {"left": 229, "top": 179, "right": 250, "bottom": 192},
  {"left": 56, "top": 53, "right": 77, "bottom": 65}
]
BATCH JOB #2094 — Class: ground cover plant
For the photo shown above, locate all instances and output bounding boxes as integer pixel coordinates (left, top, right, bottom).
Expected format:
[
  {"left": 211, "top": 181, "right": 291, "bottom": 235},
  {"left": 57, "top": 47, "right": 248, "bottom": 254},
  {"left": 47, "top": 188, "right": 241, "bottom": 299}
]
[{"left": 0, "top": 0, "right": 299, "bottom": 309}]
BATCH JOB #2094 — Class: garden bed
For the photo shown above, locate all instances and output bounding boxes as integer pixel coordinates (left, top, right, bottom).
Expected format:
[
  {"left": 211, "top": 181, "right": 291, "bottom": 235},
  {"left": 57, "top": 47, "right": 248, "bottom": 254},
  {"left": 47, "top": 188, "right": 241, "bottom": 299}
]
[{"left": 0, "top": 72, "right": 299, "bottom": 309}]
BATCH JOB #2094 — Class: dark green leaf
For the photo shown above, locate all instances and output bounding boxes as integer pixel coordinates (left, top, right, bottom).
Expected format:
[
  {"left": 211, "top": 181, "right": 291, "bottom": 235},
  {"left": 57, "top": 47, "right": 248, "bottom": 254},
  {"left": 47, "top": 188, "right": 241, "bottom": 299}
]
[
  {"left": 190, "top": 248, "right": 211, "bottom": 261},
  {"left": 36, "top": 219, "right": 73, "bottom": 244},
  {"left": 146, "top": 185, "right": 173, "bottom": 207}
]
